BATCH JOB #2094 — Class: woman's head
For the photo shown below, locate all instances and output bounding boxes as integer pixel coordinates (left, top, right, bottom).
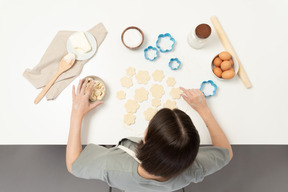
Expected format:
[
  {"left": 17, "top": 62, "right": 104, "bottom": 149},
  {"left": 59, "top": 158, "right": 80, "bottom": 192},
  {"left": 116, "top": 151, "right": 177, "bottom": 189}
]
[{"left": 136, "top": 108, "right": 200, "bottom": 178}]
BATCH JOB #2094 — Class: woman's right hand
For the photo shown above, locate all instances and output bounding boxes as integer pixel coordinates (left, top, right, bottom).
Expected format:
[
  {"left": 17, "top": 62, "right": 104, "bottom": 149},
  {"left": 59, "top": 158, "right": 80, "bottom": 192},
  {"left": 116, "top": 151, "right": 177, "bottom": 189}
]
[{"left": 180, "top": 87, "right": 208, "bottom": 113}]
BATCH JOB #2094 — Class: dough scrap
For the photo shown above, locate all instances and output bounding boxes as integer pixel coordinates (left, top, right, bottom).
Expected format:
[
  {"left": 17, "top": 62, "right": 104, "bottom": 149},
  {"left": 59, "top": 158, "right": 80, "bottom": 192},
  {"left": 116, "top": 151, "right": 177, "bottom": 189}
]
[
  {"left": 125, "top": 99, "right": 140, "bottom": 113},
  {"left": 170, "top": 87, "right": 182, "bottom": 99},
  {"left": 126, "top": 67, "right": 136, "bottom": 77},
  {"left": 123, "top": 113, "right": 136, "bottom": 125},
  {"left": 163, "top": 100, "right": 178, "bottom": 109},
  {"left": 134, "top": 87, "right": 149, "bottom": 103},
  {"left": 144, "top": 107, "right": 158, "bottom": 121},
  {"left": 151, "top": 98, "right": 161, "bottom": 108},
  {"left": 135, "top": 70, "right": 150, "bottom": 84},
  {"left": 116, "top": 90, "right": 126, "bottom": 100},
  {"left": 150, "top": 84, "right": 165, "bottom": 98},
  {"left": 152, "top": 70, "right": 164, "bottom": 82},
  {"left": 85, "top": 78, "right": 105, "bottom": 101},
  {"left": 120, "top": 76, "right": 133, "bottom": 88},
  {"left": 166, "top": 77, "right": 176, "bottom": 87}
]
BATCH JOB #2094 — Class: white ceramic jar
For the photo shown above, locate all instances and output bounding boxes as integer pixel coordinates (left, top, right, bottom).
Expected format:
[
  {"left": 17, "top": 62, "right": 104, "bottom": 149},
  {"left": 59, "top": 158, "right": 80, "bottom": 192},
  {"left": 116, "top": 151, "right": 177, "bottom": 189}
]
[{"left": 187, "top": 24, "right": 211, "bottom": 49}]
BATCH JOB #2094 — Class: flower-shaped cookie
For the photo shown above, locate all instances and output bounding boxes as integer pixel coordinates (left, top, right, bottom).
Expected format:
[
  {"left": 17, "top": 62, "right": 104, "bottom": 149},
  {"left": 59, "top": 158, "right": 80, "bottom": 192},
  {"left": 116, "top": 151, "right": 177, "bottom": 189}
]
[
  {"left": 135, "top": 70, "right": 150, "bottom": 84},
  {"left": 150, "top": 84, "right": 165, "bottom": 98},
  {"left": 152, "top": 70, "right": 164, "bottom": 82},
  {"left": 163, "top": 100, "right": 177, "bottom": 109},
  {"left": 134, "top": 87, "right": 149, "bottom": 102}
]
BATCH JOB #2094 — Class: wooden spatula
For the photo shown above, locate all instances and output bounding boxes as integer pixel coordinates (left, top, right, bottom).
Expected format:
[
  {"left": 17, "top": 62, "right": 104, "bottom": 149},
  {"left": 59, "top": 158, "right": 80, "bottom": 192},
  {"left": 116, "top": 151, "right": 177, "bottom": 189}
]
[{"left": 34, "top": 53, "right": 76, "bottom": 104}]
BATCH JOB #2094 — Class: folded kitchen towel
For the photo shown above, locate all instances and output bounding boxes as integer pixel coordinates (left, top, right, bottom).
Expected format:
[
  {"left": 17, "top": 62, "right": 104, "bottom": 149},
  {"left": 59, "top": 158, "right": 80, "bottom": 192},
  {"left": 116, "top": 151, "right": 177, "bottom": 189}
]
[{"left": 23, "top": 23, "right": 108, "bottom": 100}]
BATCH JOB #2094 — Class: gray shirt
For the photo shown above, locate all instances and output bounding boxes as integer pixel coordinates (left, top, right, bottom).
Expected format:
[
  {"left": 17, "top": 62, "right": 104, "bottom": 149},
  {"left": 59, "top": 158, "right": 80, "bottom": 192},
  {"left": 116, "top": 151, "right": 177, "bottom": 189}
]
[{"left": 72, "top": 137, "right": 230, "bottom": 192}]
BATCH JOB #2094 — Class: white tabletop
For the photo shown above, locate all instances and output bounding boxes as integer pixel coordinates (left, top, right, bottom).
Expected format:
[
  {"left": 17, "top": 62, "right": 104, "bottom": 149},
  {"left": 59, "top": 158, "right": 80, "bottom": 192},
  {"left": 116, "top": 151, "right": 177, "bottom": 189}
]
[{"left": 1, "top": 0, "right": 288, "bottom": 144}]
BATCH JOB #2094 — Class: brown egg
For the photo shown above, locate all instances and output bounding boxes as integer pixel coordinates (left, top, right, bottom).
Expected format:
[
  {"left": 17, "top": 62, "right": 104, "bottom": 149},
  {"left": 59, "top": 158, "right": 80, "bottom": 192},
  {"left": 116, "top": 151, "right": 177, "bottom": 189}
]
[
  {"left": 213, "top": 57, "right": 222, "bottom": 67},
  {"left": 213, "top": 67, "right": 222, "bottom": 78},
  {"left": 219, "top": 51, "right": 231, "bottom": 60},
  {"left": 229, "top": 59, "right": 234, "bottom": 65},
  {"left": 222, "top": 68, "right": 235, "bottom": 79},
  {"left": 221, "top": 61, "right": 232, "bottom": 71}
]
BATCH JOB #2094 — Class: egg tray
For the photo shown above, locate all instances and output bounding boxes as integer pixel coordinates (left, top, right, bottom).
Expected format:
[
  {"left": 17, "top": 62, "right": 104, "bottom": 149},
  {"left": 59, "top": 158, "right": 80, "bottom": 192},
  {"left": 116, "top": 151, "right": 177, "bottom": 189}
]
[{"left": 200, "top": 80, "right": 217, "bottom": 97}]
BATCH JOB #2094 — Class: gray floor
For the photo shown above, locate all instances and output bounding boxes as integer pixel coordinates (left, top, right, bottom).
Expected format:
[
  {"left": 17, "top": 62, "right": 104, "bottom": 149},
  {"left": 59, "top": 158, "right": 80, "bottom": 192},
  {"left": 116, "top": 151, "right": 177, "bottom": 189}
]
[{"left": 0, "top": 145, "right": 287, "bottom": 192}]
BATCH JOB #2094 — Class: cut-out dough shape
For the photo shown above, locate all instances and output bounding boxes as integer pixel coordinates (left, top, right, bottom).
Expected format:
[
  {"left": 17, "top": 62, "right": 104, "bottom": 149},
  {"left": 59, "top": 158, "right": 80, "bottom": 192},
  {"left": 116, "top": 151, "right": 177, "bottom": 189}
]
[
  {"left": 126, "top": 67, "right": 136, "bottom": 77},
  {"left": 151, "top": 98, "right": 161, "bottom": 108},
  {"left": 163, "top": 100, "right": 178, "bottom": 109},
  {"left": 125, "top": 100, "right": 140, "bottom": 113},
  {"left": 166, "top": 77, "right": 176, "bottom": 87},
  {"left": 170, "top": 87, "right": 182, "bottom": 99},
  {"left": 135, "top": 70, "right": 150, "bottom": 84},
  {"left": 120, "top": 76, "right": 133, "bottom": 88},
  {"left": 123, "top": 113, "right": 136, "bottom": 125},
  {"left": 116, "top": 90, "right": 126, "bottom": 100},
  {"left": 152, "top": 70, "right": 164, "bottom": 82},
  {"left": 150, "top": 84, "right": 165, "bottom": 98},
  {"left": 144, "top": 107, "right": 158, "bottom": 121},
  {"left": 134, "top": 87, "right": 149, "bottom": 102}
]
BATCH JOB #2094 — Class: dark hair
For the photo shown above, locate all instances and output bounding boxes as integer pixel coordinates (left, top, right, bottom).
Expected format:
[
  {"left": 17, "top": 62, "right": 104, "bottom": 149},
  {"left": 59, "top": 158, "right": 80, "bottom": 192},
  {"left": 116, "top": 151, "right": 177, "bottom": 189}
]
[{"left": 136, "top": 108, "right": 200, "bottom": 178}]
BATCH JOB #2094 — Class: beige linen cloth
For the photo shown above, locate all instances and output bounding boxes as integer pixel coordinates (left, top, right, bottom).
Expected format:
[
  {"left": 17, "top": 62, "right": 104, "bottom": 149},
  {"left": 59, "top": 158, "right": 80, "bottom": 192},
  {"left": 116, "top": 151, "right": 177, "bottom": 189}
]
[{"left": 23, "top": 23, "right": 108, "bottom": 100}]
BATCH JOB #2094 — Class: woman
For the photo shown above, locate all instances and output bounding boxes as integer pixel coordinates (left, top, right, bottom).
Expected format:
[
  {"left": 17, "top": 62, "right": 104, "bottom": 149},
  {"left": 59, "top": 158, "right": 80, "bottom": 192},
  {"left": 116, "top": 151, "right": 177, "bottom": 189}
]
[{"left": 66, "top": 78, "right": 233, "bottom": 192}]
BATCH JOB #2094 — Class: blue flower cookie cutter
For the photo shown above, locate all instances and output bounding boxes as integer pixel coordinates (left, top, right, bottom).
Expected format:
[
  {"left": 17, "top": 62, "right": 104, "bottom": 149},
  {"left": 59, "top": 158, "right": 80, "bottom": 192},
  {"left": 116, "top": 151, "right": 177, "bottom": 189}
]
[
  {"left": 169, "top": 58, "right": 181, "bottom": 70},
  {"left": 156, "top": 33, "right": 175, "bottom": 53},
  {"left": 144, "top": 46, "right": 159, "bottom": 61},
  {"left": 200, "top": 80, "right": 217, "bottom": 97}
]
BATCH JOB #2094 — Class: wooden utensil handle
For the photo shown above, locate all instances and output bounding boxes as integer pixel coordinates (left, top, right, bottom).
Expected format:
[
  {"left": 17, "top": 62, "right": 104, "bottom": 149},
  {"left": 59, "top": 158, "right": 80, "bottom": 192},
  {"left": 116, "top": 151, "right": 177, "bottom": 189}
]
[
  {"left": 34, "top": 71, "right": 62, "bottom": 104},
  {"left": 211, "top": 16, "right": 252, "bottom": 88}
]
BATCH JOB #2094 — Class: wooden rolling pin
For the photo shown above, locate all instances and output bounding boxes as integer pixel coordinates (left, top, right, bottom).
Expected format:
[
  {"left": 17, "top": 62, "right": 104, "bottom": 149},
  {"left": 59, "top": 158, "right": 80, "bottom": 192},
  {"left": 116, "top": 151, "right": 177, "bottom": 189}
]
[{"left": 211, "top": 16, "right": 252, "bottom": 88}]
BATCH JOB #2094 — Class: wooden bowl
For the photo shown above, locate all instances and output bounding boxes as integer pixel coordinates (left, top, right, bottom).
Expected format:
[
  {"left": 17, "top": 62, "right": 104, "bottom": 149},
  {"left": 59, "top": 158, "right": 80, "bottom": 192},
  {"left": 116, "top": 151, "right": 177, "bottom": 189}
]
[{"left": 121, "top": 26, "right": 144, "bottom": 49}]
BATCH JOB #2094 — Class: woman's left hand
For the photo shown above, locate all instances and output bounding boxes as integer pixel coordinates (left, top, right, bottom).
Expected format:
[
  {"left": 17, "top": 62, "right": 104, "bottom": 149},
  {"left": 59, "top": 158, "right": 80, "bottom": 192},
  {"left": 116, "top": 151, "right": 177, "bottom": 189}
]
[{"left": 72, "top": 78, "right": 103, "bottom": 118}]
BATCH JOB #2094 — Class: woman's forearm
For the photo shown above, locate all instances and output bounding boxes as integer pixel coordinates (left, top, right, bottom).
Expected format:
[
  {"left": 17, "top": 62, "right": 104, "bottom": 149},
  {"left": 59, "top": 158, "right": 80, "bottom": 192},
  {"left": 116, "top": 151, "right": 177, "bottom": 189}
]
[
  {"left": 198, "top": 107, "right": 233, "bottom": 160},
  {"left": 66, "top": 112, "right": 83, "bottom": 173}
]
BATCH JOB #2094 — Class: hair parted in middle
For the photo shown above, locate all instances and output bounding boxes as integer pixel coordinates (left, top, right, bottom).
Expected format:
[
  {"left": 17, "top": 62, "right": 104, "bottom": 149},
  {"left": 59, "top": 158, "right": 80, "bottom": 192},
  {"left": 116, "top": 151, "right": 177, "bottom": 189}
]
[{"left": 136, "top": 108, "right": 200, "bottom": 178}]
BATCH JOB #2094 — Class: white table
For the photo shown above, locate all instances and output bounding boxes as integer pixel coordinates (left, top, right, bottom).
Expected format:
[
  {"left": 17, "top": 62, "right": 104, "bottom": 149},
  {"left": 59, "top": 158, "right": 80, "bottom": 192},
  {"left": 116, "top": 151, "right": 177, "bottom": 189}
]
[{"left": 1, "top": 0, "right": 288, "bottom": 144}]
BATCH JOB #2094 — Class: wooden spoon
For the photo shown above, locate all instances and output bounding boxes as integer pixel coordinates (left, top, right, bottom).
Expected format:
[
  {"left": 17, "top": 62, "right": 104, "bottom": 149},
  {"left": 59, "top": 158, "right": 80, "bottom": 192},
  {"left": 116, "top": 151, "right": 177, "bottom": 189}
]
[{"left": 34, "top": 53, "right": 76, "bottom": 104}]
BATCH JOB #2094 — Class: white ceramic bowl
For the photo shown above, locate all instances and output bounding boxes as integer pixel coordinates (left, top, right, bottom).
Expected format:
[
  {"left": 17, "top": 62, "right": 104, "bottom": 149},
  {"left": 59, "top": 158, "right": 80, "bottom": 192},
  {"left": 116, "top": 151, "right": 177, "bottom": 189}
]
[
  {"left": 211, "top": 52, "right": 239, "bottom": 80},
  {"left": 82, "top": 75, "right": 106, "bottom": 102}
]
